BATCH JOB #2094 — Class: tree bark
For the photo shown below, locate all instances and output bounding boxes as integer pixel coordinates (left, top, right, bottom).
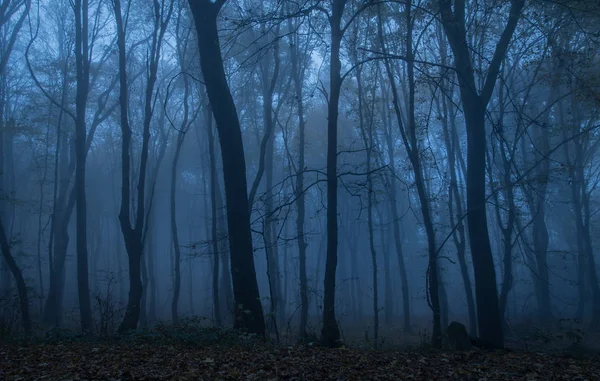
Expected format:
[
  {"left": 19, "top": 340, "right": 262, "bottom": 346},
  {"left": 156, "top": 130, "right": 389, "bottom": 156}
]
[
  {"left": 320, "top": 0, "right": 347, "bottom": 348},
  {"left": 74, "top": 0, "right": 93, "bottom": 335},
  {"left": 0, "top": 213, "right": 30, "bottom": 336},
  {"left": 206, "top": 102, "right": 222, "bottom": 326},
  {"left": 113, "top": 0, "right": 172, "bottom": 332},
  {"left": 378, "top": 2, "right": 441, "bottom": 347},
  {"left": 437, "top": 0, "right": 525, "bottom": 347},
  {"left": 288, "top": 23, "right": 309, "bottom": 339},
  {"left": 170, "top": 131, "right": 185, "bottom": 324},
  {"left": 188, "top": 0, "right": 265, "bottom": 335}
]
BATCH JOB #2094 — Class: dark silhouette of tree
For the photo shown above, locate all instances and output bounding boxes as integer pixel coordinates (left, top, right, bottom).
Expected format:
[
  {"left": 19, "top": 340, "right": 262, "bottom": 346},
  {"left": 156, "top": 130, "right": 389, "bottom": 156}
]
[
  {"left": 437, "top": 0, "right": 525, "bottom": 348},
  {"left": 187, "top": 0, "right": 265, "bottom": 335},
  {"left": 113, "top": 0, "right": 174, "bottom": 332}
]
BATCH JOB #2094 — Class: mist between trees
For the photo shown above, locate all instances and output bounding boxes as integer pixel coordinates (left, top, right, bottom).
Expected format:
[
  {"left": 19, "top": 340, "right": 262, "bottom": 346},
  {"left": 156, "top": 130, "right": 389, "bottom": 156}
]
[{"left": 0, "top": 0, "right": 599, "bottom": 350}]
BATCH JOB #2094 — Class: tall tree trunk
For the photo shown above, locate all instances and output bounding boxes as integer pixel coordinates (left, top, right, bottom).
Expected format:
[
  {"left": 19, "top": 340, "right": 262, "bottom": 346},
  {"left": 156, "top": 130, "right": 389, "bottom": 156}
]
[
  {"left": 260, "top": 39, "right": 283, "bottom": 330},
  {"left": 355, "top": 54, "right": 379, "bottom": 347},
  {"left": 378, "top": 3, "right": 441, "bottom": 347},
  {"left": 170, "top": 132, "right": 185, "bottom": 324},
  {"left": 206, "top": 102, "right": 222, "bottom": 327},
  {"left": 113, "top": 0, "right": 172, "bottom": 332},
  {"left": 320, "top": 0, "right": 347, "bottom": 348},
  {"left": 170, "top": 33, "right": 192, "bottom": 322},
  {"left": 437, "top": 0, "right": 524, "bottom": 347},
  {"left": 0, "top": 218, "right": 30, "bottom": 336},
  {"left": 188, "top": 0, "right": 265, "bottom": 335},
  {"left": 43, "top": 90, "right": 71, "bottom": 328},
  {"left": 139, "top": 253, "right": 148, "bottom": 328},
  {"left": 74, "top": 0, "right": 93, "bottom": 334},
  {"left": 564, "top": 128, "right": 600, "bottom": 330},
  {"left": 383, "top": 125, "right": 411, "bottom": 332},
  {"left": 436, "top": 34, "right": 477, "bottom": 335},
  {"left": 288, "top": 22, "right": 309, "bottom": 339}
]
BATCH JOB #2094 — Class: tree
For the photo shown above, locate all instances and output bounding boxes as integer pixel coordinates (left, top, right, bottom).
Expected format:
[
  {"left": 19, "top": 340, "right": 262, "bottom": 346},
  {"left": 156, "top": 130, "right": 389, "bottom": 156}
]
[
  {"left": 287, "top": 14, "right": 310, "bottom": 339},
  {"left": 433, "top": 34, "right": 476, "bottom": 334},
  {"left": 113, "top": 0, "right": 174, "bottom": 332},
  {"left": 26, "top": 0, "right": 117, "bottom": 328},
  {"left": 377, "top": 2, "right": 442, "bottom": 347},
  {"left": 354, "top": 38, "right": 379, "bottom": 346},
  {"left": 187, "top": 0, "right": 265, "bottom": 335},
  {"left": 319, "top": 0, "right": 346, "bottom": 348},
  {"left": 437, "top": 0, "right": 525, "bottom": 348},
  {"left": 169, "top": 10, "right": 195, "bottom": 323},
  {"left": 73, "top": 0, "right": 93, "bottom": 334},
  {"left": 0, "top": 0, "right": 30, "bottom": 337}
]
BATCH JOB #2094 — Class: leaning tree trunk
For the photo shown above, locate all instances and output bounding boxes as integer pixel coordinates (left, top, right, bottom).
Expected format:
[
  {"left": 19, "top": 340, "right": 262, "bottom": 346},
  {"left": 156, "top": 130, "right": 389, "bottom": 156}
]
[
  {"left": 188, "top": 0, "right": 265, "bottom": 335},
  {"left": 378, "top": 2, "right": 441, "bottom": 347}
]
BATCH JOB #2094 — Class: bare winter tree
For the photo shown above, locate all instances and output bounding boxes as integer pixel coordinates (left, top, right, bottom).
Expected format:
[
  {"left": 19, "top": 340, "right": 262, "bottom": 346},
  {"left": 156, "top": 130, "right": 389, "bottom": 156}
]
[
  {"left": 187, "top": 0, "right": 265, "bottom": 335},
  {"left": 437, "top": 0, "right": 526, "bottom": 348},
  {"left": 112, "top": 0, "right": 174, "bottom": 332}
]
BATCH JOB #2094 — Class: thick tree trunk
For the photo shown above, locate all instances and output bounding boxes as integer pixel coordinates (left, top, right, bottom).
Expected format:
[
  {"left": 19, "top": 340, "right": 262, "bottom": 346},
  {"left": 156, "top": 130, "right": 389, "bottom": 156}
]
[
  {"left": 118, "top": 235, "right": 142, "bottom": 332},
  {"left": 189, "top": 1, "right": 264, "bottom": 335},
  {"left": 438, "top": 0, "right": 524, "bottom": 348},
  {"left": 463, "top": 102, "right": 503, "bottom": 346},
  {"left": 437, "top": 42, "right": 477, "bottom": 336}
]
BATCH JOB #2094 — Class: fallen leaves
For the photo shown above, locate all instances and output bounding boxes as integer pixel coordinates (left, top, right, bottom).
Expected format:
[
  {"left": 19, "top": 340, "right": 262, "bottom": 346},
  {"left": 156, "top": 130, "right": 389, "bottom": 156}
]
[{"left": 0, "top": 342, "right": 598, "bottom": 380}]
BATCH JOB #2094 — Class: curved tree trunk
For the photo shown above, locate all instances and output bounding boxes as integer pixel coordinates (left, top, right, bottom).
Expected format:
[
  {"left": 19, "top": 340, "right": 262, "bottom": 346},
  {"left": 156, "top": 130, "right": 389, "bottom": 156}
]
[
  {"left": 112, "top": 0, "right": 172, "bottom": 333},
  {"left": 188, "top": 0, "right": 265, "bottom": 335}
]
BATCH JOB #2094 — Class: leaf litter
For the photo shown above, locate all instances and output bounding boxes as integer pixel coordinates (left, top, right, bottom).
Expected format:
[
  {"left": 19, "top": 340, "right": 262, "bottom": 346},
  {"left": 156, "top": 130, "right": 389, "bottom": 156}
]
[{"left": 1, "top": 342, "right": 599, "bottom": 380}]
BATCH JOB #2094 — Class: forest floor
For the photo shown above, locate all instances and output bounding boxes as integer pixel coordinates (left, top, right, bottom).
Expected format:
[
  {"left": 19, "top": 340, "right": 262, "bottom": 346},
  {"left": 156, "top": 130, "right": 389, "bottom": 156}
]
[{"left": 2, "top": 339, "right": 600, "bottom": 380}]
